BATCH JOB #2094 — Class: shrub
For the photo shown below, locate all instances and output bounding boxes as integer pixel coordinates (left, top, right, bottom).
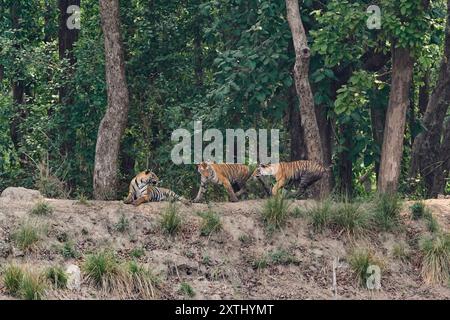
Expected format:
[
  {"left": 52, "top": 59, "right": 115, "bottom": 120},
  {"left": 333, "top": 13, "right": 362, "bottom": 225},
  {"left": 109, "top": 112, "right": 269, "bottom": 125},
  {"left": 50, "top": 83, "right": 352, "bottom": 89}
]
[
  {"left": 29, "top": 201, "right": 53, "bottom": 216},
  {"left": 45, "top": 266, "right": 68, "bottom": 289},
  {"left": 372, "top": 193, "right": 402, "bottom": 231},
  {"left": 198, "top": 210, "right": 222, "bottom": 236},
  {"left": 261, "top": 192, "right": 291, "bottom": 232},
  {"left": 419, "top": 234, "right": 450, "bottom": 285},
  {"left": 160, "top": 202, "right": 182, "bottom": 235}
]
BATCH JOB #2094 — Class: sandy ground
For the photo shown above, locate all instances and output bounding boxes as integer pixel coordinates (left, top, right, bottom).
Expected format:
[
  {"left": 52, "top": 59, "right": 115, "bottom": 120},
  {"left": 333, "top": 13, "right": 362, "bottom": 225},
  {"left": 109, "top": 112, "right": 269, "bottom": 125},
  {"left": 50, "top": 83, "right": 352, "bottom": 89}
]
[{"left": 0, "top": 195, "right": 449, "bottom": 300}]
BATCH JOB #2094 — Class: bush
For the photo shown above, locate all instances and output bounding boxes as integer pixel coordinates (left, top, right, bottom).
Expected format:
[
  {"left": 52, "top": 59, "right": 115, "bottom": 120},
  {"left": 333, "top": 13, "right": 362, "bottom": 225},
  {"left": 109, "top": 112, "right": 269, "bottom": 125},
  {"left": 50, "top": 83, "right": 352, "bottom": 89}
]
[
  {"left": 419, "top": 234, "right": 450, "bottom": 285},
  {"left": 19, "top": 271, "right": 46, "bottom": 300},
  {"left": 198, "top": 210, "right": 222, "bottom": 236},
  {"left": 261, "top": 192, "right": 291, "bottom": 232},
  {"left": 29, "top": 201, "right": 53, "bottom": 216},
  {"left": 160, "top": 202, "right": 182, "bottom": 235},
  {"left": 372, "top": 193, "right": 402, "bottom": 231}
]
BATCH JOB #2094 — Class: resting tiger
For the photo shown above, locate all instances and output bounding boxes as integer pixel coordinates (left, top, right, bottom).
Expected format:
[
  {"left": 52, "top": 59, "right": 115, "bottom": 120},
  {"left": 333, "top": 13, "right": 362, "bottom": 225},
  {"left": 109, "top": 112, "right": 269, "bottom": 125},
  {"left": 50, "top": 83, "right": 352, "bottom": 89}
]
[
  {"left": 252, "top": 160, "right": 327, "bottom": 196},
  {"left": 124, "top": 170, "right": 188, "bottom": 206},
  {"left": 193, "top": 162, "right": 251, "bottom": 203},
  {"left": 124, "top": 170, "right": 159, "bottom": 205}
]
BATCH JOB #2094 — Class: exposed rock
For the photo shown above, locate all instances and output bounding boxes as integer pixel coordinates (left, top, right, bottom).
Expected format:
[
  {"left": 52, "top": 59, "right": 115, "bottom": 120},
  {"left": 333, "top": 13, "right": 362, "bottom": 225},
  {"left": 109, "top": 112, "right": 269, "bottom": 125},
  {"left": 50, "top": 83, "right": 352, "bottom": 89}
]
[
  {"left": 0, "top": 187, "right": 43, "bottom": 202},
  {"left": 66, "top": 264, "right": 81, "bottom": 291}
]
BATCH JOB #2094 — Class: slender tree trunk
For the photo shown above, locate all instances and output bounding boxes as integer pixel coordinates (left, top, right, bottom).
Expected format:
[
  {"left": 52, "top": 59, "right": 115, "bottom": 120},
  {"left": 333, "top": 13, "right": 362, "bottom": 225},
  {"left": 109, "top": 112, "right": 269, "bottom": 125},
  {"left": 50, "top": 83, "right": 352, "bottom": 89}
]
[
  {"left": 378, "top": 47, "right": 415, "bottom": 193},
  {"left": 285, "top": 0, "right": 329, "bottom": 196},
  {"left": 338, "top": 125, "right": 353, "bottom": 197},
  {"left": 287, "top": 84, "right": 306, "bottom": 161},
  {"left": 431, "top": 119, "right": 450, "bottom": 195},
  {"left": 410, "top": 0, "right": 450, "bottom": 197},
  {"left": 93, "top": 0, "right": 130, "bottom": 200},
  {"left": 418, "top": 72, "right": 430, "bottom": 116},
  {"left": 58, "top": 0, "right": 80, "bottom": 103}
]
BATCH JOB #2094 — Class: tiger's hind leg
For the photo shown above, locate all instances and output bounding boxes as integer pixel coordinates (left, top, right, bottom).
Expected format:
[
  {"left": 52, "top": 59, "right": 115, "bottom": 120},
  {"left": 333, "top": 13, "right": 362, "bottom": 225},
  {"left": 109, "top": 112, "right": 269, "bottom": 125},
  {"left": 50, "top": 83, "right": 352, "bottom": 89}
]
[{"left": 133, "top": 195, "right": 150, "bottom": 206}]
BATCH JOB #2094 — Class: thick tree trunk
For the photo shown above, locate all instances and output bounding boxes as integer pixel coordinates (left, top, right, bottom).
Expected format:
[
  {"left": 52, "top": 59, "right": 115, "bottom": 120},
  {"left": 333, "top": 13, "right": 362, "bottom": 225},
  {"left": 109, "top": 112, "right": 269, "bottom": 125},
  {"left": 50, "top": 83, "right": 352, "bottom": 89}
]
[
  {"left": 410, "top": 1, "right": 450, "bottom": 197},
  {"left": 378, "top": 47, "right": 415, "bottom": 193},
  {"left": 93, "top": 0, "right": 130, "bottom": 200},
  {"left": 285, "top": 0, "right": 329, "bottom": 196}
]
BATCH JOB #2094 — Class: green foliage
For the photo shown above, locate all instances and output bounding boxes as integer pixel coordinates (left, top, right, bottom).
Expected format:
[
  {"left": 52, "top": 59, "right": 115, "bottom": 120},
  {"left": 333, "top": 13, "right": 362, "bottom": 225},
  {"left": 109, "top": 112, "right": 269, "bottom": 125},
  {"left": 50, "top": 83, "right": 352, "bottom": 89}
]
[
  {"left": 82, "top": 251, "right": 120, "bottom": 288},
  {"left": 61, "top": 241, "right": 79, "bottom": 260},
  {"left": 198, "top": 210, "right": 222, "bottom": 236},
  {"left": 348, "top": 248, "right": 384, "bottom": 287},
  {"left": 19, "top": 271, "right": 46, "bottom": 300},
  {"left": 308, "top": 200, "right": 333, "bottom": 233},
  {"left": 332, "top": 201, "right": 371, "bottom": 236},
  {"left": 410, "top": 202, "right": 426, "bottom": 220},
  {"left": 130, "top": 247, "right": 145, "bottom": 259},
  {"left": 160, "top": 202, "right": 182, "bottom": 235},
  {"left": 114, "top": 214, "right": 130, "bottom": 233},
  {"left": 3, "top": 265, "right": 25, "bottom": 296}
]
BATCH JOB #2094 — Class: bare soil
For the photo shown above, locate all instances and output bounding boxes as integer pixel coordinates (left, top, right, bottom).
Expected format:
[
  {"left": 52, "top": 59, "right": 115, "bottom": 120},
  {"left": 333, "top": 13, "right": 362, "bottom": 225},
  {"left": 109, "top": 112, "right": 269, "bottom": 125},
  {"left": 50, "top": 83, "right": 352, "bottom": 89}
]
[{"left": 0, "top": 196, "right": 449, "bottom": 300}]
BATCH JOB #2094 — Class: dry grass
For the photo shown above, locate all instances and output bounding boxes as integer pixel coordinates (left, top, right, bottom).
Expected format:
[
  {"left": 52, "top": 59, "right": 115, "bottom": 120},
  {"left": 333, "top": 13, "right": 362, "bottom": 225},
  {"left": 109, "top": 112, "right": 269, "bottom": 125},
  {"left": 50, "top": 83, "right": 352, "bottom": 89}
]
[{"left": 419, "top": 233, "right": 450, "bottom": 285}]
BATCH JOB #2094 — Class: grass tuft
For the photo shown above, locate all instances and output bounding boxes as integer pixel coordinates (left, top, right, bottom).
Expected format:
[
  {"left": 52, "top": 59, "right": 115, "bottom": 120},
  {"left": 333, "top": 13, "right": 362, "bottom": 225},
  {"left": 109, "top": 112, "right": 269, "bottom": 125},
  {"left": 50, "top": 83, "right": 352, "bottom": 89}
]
[
  {"left": 114, "top": 214, "right": 130, "bottom": 233},
  {"left": 3, "top": 264, "right": 25, "bottom": 296},
  {"left": 198, "top": 210, "right": 222, "bottom": 236},
  {"left": 13, "top": 223, "right": 40, "bottom": 251},
  {"left": 308, "top": 200, "right": 333, "bottom": 233},
  {"left": 372, "top": 193, "right": 402, "bottom": 231},
  {"left": 332, "top": 201, "right": 370, "bottom": 236},
  {"left": 29, "top": 201, "right": 53, "bottom": 216},
  {"left": 261, "top": 192, "right": 291, "bottom": 232},
  {"left": 348, "top": 248, "right": 384, "bottom": 287},
  {"left": 45, "top": 266, "right": 68, "bottom": 289},
  {"left": 160, "top": 202, "right": 182, "bottom": 235},
  {"left": 410, "top": 202, "right": 426, "bottom": 220},
  {"left": 419, "top": 233, "right": 450, "bottom": 285},
  {"left": 179, "top": 282, "right": 195, "bottom": 298}
]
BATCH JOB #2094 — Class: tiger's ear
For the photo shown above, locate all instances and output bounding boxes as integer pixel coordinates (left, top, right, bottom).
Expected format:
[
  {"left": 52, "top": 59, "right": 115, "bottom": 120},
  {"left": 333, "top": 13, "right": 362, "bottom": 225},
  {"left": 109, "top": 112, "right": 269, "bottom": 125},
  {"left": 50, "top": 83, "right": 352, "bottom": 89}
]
[{"left": 145, "top": 169, "right": 151, "bottom": 174}]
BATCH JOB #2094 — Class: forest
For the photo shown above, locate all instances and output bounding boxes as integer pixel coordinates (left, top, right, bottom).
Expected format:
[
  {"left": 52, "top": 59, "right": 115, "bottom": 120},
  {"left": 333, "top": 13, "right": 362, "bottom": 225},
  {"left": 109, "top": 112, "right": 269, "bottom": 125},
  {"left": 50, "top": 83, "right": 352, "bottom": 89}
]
[{"left": 0, "top": 0, "right": 449, "bottom": 201}]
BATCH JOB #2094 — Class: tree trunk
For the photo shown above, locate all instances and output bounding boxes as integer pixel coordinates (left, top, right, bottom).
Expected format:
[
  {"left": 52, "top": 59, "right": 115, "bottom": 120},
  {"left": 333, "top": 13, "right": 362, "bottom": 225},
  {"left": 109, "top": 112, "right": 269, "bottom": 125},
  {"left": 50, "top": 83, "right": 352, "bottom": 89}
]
[
  {"left": 378, "top": 47, "right": 415, "bottom": 193},
  {"left": 410, "top": 0, "right": 450, "bottom": 197},
  {"left": 58, "top": 0, "right": 80, "bottom": 103},
  {"left": 285, "top": 0, "right": 329, "bottom": 196},
  {"left": 287, "top": 84, "right": 306, "bottom": 161},
  {"left": 418, "top": 72, "right": 430, "bottom": 116},
  {"left": 338, "top": 124, "right": 353, "bottom": 197},
  {"left": 431, "top": 119, "right": 450, "bottom": 195},
  {"left": 93, "top": 0, "right": 130, "bottom": 200}
]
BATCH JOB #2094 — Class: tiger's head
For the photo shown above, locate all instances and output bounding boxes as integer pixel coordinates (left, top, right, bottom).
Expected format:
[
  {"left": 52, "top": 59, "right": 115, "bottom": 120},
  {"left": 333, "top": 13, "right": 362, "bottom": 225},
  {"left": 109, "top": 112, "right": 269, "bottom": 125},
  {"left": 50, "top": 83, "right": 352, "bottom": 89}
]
[
  {"left": 136, "top": 170, "right": 159, "bottom": 186},
  {"left": 197, "top": 161, "right": 215, "bottom": 179},
  {"left": 252, "top": 163, "right": 276, "bottom": 177}
]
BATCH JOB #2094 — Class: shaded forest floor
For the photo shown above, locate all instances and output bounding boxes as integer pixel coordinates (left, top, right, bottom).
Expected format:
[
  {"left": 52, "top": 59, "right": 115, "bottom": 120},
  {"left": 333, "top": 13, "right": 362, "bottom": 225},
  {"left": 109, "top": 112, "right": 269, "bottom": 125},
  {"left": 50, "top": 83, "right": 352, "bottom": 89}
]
[{"left": 0, "top": 189, "right": 449, "bottom": 300}]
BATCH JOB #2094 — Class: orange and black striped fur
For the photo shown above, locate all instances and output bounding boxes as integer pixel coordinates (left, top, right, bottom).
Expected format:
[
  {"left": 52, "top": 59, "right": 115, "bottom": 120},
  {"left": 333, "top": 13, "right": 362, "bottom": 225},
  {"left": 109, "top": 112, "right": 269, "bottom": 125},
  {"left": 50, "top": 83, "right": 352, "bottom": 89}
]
[
  {"left": 252, "top": 160, "right": 327, "bottom": 196},
  {"left": 123, "top": 170, "right": 188, "bottom": 206},
  {"left": 124, "top": 170, "right": 159, "bottom": 205},
  {"left": 193, "top": 162, "right": 251, "bottom": 202}
]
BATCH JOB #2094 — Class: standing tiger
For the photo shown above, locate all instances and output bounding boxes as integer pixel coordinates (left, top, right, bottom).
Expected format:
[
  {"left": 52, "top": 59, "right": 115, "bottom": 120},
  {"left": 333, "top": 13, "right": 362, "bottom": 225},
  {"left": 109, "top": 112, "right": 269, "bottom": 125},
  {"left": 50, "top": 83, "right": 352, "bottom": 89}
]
[
  {"left": 193, "top": 162, "right": 251, "bottom": 203},
  {"left": 124, "top": 170, "right": 188, "bottom": 206},
  {"left": 252, "top": 160, "right": 327, "bottom": 196}
]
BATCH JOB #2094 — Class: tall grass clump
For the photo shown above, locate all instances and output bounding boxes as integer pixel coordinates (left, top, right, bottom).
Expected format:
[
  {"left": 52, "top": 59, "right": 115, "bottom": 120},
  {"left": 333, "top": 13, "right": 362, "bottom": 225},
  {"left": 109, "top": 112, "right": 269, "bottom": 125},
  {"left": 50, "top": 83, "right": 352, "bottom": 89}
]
[
  {"left": 308, "top": 200, "right": 333, "bottom": 233},
  {"left": 348, "top": 248, "right": 384, "bottom": 287},
  {"left": 410, "top": 202, "right": 426, "bottom": 220},
  {"left": 13, "top": 223, "right": 40, "bottom": 251},
  {"left": 419, "top": 233, "right": 450, "bottom": 285},
  {"left": 372, "top": 193, "right": 403, "bottom": 231},
  {"left": 126, "top": 261, "right": 159, "bottom": 299},
  {"left": 179, "top": 282, "right": 195, "bottom": 298},
  {"left": 82, "top": 251, "right": 126, "bottom": 294},
  {"left": 332, "top": 201, "right": 370, "bottom": 236},
  {"left": 2, "top": 265, "right": 25, "bottom": 296},
  {"left": 261, "top": 192, "right": 291, "bottom": 233},
  {"left": 2, "top": 265, "right": 46, "bottom": 300},
  {"left": 198, "top": 210, "right": 222, "bottom": 236},
  {"left": 160, "top": 202, "right": 182, "bottom": 235},
  {"left": 45, "top": 266, "right": 68, "bottom": 289}
]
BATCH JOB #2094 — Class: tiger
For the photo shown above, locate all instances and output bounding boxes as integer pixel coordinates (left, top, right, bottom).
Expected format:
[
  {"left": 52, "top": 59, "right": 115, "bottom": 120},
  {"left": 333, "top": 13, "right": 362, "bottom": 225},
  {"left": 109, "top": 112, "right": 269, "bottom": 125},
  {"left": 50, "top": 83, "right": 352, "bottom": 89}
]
[
  {"left": 133, "top": 185, "right": 190, "bottom": 206},
  {"left": 193, "top": 162, "right": 251, "bottom": 203},
  {"left": 123, "top": 170, "right": 159, "bottom": 205},
  {"left": 252, "top": 160, "right": 327, "bottom": 196}
]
